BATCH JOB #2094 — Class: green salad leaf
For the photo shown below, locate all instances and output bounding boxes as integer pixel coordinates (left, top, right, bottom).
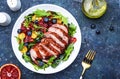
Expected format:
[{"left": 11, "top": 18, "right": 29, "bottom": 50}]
[
  {"left": 34, "top": 9, "right": 51, "bottom": 17},
  {"left": 32, "top": 64, "right": 40, "bottom": 70},
  {"left": 53, "top": 12, "right": 68, "bottom": 25},
  {"left": 15, "top": 36, "right": 21, "bottom": 43},
  {"left": 63, "top": 43, "right": 74, "bottom": 61},
  {"left": 33, "top": 24, "right": 41, "bottom": 29},
  {"left": 15, "top": 36, "right": 24, "bottom": 51},
  {"left": 40, "top": 64, "right": 49, "bottom": 70},
  {"left": 28, "top": 43, "right": 35, "bottom": 49},
  {"left": 22, "top": 53, "right": 31, "bottom": 62},
  {"left": 47, "top": 56, "right": 56, "bottom": 65},
  {"left": 18, "top": 40, "right": 24, "bottom": 51},
  {"left": 37, "top": 31, "right": 44, "bottom": 38},
  {"left": 23, "top": 14, "right": 32, "bottom": 28},
  {"left": 68, "top": 23, "right": 77, "bottom": 36},
  {"left": 51, "top": 59, "right": 61, "bottom": 68},
  {"left": 32, "top": 62, "right": 48, "bottom": 70}
]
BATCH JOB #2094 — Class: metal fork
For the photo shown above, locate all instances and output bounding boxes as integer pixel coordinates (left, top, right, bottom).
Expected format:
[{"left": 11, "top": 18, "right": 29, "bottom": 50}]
[{"left": 80, "top": 50, "right": 96, "bottom": 79}]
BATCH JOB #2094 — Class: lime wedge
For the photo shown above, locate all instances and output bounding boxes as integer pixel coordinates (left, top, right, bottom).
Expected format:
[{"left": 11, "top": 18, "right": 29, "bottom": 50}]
[{"left": 82, "top": 0, "right": 107, "bottom": 18}]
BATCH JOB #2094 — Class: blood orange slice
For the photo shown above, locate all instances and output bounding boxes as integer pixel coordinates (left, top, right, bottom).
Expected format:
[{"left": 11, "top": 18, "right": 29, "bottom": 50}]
[{"left": 0, "top": 64, "right": 21, "bottom": 79}]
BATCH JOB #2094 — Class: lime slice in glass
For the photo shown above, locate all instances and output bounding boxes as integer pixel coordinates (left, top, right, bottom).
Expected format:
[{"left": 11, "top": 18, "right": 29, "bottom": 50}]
[{"left": 82, "top": 0, "right": 107, "bottom": 18}]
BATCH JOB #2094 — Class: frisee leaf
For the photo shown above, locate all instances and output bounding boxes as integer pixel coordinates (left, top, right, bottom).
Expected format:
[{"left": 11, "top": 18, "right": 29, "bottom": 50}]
[
  {"left": 53, "top": 12, "right": 68, "bottom": 25},
  {"left": 68, "top": 23, "right": 77, "bottom": 36},
  {"left": 34, "top": 9, "right": 51, "bottom": 17},
  {"left": 62, "top": 16, "right": 68, "bottom": 25}
]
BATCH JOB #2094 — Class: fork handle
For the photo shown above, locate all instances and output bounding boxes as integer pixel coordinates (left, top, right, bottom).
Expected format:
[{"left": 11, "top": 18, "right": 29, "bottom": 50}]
[
  {"left": 81, "top": 68, "right": 86, "bottom": 76},
  {"left": 80, "top": 76, "right": 83, "bottom": 79},
  {"left": 80, "top": 68, "right": 86, "bottom": 79}
]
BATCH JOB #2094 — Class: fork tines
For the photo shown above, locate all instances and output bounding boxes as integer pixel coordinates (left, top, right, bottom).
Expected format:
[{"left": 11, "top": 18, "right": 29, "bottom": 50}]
[{"left": 83, "top": 50, "right": 96, "bottom": 64}]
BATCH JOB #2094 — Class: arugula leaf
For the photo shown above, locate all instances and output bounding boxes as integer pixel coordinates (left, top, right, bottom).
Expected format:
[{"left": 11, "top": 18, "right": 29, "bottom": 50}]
[
  {"left": 22, "top": 53, "right": 31, "bottom": 62},
  {"left": 15, "top": 36, "right": 24, "bottom": 51},
  {"left": 53, "top": 12, "right": 68, "bottom": 25},
  {"left": 34, "top": 9, "right": 51, "bottom": 17},
  {"left": 68, "top": 23, "right": 77, "bottom": 36},
  {"left": 15, "top": 36, "right": 21, "bottom": 43},
  {"left": 23, "top": 14, "right": 32, "bottom": 27},
  {"left": 42, "top": 64, "right": 49, "bottom": 70},
  {"left": 51, "top": 59, "right": 61, "bottom": 68},
  {"left": 23, "top": 21, "right": 29, "bottom": 27},
  {"left": 32, "top": 63, "right": 41, "bottom": 70},
  {"left": 37, "top": 31, "right": 44, "bottom": 38},
  {"left": 33, "top": 24, "right": 41, "bottom": 29},
  {"left": 28, "top": 43, "right": 35, "bottom": 49},
  {"left": 63, "top": 44, "right": 74, "bottom": 61},
  {"left": 18, "top": 40, "right": 24, "bottom": 51},
  {"left": 47, "top": 56, "right": 56, "bottom": 65}
]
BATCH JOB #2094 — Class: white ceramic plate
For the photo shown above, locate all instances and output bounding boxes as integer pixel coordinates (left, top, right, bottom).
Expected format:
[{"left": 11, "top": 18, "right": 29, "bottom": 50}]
[{"left": 11, "top": 4, "right": 81, "bottom": 74}]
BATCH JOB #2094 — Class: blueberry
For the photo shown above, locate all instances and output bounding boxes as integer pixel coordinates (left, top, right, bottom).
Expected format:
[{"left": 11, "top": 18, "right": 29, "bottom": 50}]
[
  {"left": 17, "top": 29, "right": 22, "bottom": 34},
  {"left": 96, "top": 30, "right": 101, "bottom": 35},
  {"left": 51, "top": 19, "right": 57, "bottom": 24},
  {"left": 26, "top": 52, "right": 30, "bottom": 56},
  {"left": 38, "top": 61, "right": 44, "bottom": 66},
  {"left": 34, "top": 20, "right": 39, "bottom": 24},
  {"left": 43, "top": 17, "right": 49, "bottom": 23},
  {"left": 109, "top": 26, "right": 114, "bottom": 31},
  {"left": 27, "top": 31, "right": 32, "bottom": 36},
  {"left": 90, "top": 24, "right": 96, "bottom": 29},
  {"left": 24, "top": 42, "right": 29, "bottom": 47}
]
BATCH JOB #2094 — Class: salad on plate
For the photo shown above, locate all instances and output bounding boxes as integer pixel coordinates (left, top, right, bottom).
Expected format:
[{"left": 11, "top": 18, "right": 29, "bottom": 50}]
[{"left": 15, "top": 9, "right": 77, "bottom": 70}]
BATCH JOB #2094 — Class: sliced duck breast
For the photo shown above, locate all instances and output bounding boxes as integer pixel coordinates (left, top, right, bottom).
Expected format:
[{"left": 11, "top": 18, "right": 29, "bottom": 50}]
[
  {"left": 44, "top": 32, "right": 65, "bottom": 48},
  {"left": 38, "top": 45, "right": 54, "bottom": 59},
  {"left": 30, "top": 47, "right": 42, "bottom": 64},
  {"left": 30, "top": 49, "right": 38, "bottom": 61},
  {"left": 41, "top": 38, "right": 62, "bottom": 53},
  {"left": 42, "top": 38, "right": 64, "bottom": 52},
  {"left": 30, "top": 24, "right": 70, "bottom": 64},
  {"left": 40, "top": 43, "right": 58, "bottom": 57},
  {"left": 48, "top": 27, "right": 68, "bottom": 44},
  {"left": 52, "top": 24, "right": 68, "bottom": 33},
  {"left": 49, "top": 43, "right": 61, "bottom": 53}
]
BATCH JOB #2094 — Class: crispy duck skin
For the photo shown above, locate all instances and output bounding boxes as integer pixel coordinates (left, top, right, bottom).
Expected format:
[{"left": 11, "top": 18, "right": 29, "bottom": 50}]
[{"left": 30, "top": 24, "right": 69, "bottom": 64}]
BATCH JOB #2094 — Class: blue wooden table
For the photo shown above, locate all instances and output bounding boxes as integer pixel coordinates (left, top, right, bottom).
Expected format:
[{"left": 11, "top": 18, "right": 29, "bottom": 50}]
[{"left": 0, "top": 0, "right": 120, "bottom": 79}]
